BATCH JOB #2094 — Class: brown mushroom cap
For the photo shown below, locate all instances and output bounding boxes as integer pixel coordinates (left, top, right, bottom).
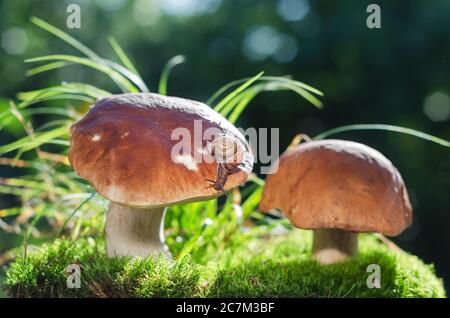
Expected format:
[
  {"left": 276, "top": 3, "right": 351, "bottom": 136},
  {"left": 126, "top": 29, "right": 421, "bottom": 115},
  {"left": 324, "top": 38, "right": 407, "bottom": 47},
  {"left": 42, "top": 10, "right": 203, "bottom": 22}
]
[
  {"left": 260, "top": 139, "right": 412, "bottom": 236},
  {"left": 69, "top": 93, "right": 253, "bottom": 207}
]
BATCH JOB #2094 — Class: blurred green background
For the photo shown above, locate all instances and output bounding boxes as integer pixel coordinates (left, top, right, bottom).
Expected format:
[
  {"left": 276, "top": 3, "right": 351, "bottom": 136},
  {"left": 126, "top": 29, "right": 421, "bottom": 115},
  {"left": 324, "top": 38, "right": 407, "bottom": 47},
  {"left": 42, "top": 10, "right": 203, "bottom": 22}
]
[{"left": 0, "top": 0, "right": 449, "bottom": 293}]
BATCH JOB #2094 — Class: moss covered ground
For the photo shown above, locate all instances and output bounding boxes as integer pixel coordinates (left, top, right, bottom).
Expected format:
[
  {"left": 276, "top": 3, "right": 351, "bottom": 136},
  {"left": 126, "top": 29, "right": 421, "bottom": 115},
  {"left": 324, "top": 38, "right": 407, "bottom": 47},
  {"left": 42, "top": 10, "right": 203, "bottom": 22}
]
[{"left": 3, "top": 230, "right": 445, "bottom": 298}]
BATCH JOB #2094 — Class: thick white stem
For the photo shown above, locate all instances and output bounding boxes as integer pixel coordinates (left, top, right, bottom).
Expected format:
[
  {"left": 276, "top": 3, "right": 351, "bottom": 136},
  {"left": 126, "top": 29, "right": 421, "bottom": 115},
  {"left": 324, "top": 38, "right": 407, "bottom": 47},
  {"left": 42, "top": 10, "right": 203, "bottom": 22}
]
[
  {"left": 105, "top": 203, "right": 171, "bottom": 258},
  {"left": 312, "top": 229, "right": 358, "bottom": 264}
]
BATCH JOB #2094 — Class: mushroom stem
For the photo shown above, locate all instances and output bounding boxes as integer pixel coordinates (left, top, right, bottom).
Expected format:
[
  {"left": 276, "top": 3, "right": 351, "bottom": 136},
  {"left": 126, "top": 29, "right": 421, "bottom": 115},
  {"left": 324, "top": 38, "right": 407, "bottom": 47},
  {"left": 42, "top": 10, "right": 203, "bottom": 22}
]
[
  {"left": 105, "top": 203, "right": 171, "bottom": 259},
  {"left": 312, "top": 229, "right": 358, "bottom": 264}
]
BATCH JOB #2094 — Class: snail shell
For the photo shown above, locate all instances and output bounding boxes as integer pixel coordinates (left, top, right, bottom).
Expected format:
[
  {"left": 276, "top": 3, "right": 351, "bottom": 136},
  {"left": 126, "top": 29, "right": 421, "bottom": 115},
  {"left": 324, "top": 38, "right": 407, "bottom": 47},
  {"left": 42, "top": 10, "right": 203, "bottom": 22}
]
[{"left": 208, "top": 134, "right": 244, "bottom": 164}]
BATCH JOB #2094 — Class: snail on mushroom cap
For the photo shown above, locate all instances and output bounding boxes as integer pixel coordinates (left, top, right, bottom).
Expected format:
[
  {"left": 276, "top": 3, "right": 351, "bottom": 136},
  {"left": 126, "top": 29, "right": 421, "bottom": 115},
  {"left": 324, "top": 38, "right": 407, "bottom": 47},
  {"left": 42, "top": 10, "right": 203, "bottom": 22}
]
[{"left": 205, "top": 133, "right": 245, "bottom": 192}]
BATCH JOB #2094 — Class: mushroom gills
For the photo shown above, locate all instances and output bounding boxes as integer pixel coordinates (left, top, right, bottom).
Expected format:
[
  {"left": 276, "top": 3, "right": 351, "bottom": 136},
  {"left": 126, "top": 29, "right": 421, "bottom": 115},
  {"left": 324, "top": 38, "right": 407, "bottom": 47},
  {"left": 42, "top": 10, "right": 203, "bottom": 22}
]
[
  {"left": 105, "top": 203, "right": 171, "bottom": 259},
  {"left": 312, "top": 229, "right": 358, "bottom": 264}
]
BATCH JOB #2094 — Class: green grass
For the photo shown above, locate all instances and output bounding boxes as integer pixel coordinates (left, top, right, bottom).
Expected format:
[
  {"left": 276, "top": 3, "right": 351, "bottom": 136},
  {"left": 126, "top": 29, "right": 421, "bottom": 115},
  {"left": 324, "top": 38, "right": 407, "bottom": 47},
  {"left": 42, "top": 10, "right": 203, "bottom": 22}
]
[{"left": 3, "top": 230, "right": 445, "bottom": 298}]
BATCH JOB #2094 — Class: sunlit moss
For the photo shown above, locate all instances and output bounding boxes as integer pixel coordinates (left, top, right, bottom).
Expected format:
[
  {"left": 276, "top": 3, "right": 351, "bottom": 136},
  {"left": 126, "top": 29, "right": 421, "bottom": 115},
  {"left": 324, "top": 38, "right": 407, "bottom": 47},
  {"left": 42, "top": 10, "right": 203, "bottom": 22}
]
[{"left": 3, "top": 230, "right": 445, "bottom": 298}]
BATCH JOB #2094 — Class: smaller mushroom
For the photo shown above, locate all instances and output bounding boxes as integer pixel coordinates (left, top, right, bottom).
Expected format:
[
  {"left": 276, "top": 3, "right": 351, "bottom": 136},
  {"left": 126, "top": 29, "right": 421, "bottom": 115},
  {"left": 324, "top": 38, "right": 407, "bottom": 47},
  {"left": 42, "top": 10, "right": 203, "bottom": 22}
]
[{"left": 260, "top": 139, "right": 412, "bottom": 264}]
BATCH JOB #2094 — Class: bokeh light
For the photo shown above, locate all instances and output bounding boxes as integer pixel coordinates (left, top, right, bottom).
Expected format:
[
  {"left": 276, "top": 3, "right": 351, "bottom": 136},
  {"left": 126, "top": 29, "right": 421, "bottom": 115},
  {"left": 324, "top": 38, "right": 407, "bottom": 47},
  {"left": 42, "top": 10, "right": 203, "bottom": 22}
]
[
  {"left": 133, "top": 0, "right": 161, "bottom": 26},
  {"left": 1, "top": 27, "right": 28, "bottom": 55},
  {"left": 423, "top": 91, "right": 450, "bottom": 122},
  {"left": 276, "top": 0, "right": 310, "bottom": 22},
  {"left": 158, "top": 0, "right": 222, "bottom": 17},
  {"left": 243, "top": 26, "right": 298, "bottom": 63}
]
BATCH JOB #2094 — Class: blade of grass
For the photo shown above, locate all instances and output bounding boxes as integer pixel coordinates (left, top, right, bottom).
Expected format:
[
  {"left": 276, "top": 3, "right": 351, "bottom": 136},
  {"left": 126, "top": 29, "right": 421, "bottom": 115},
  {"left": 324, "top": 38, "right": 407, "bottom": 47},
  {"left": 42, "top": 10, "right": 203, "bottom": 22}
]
[
  {"left": 0, "top": 113, "right": 19, "bottom": 131},
  {"left": 0, "top": 157, "right": 29, "bottom": 168},
  {"left": 240, "top": 187, "right": 263, "bottom": 221},
  {"left": 314, "top": 124, "right": 450, "bottom": 147},
  {"left": 103, "top": 59, "right": 149, "bottom": 93},
  {"left": 227, "top": 88, "right": 260, "bottom": 123},
  {"left": 26, "top": 55, "right": 139, "bottom": 93},
  {"left": 263, "top": 76, "right": 323, "bottom": 96},
  {"left": 29, "top": 18, "right": 148, "bottom": 93},
  {"left": 0, "top": 185, "right": 33, "bottom": 196},
  {"left": 26, "top": 61, "right": 71, "bottom": 76},
  {"left": 0, "top": 178, "right": 67, "bottom": 196},
  {"left": 223, "top": 80, "right": 322, "bottom": 123},
  {"left": 35, "top": 119, "right": 73, "bottom": 131},
  {"left": 0, "top": 208, "right": 21, "bottom": 217},
  {"left": 219, "top": 88, "right": 252, "bottom": 118},
  {"left": 22, "top": 204, "right": 47, "bottom": 260},
  {"left": 208, "top": 75, "right": 323, "bottom": 106},
  {"left": 108, "top": 37, "right": 141, "bottom": 80},
  {"left": 0, "top": 125, "right": 69, "bottom": 155},
  {"left": 248, "top": 174, "right": 265, "bottom": 187},
  {"left": 31, "top": 16, "right": 100, "bottom": 60},
  {"left": 274, "top": 82, "right": 323, "bottom": 108},
  {"left": 18, "top": 94, "right": 94, "bottom": 109},
  {"left": 214, "top": 72, "right": 264, "bottom": 112},
  {"left": 107, "top": 38, "right": 149, "bottom": 92},
  {"left": 158, "top": 55, "right": 186, "bottom": 95},
  {"left": 21, "top": 107, "right": 75, "bottom": 118},
  {"left": 208, "top": 75, "right": 269, "bottom": 106},
  {"left": 18, "top": 83, "right": 110, "bottom": 103},
  {"left": 12, "top": 139, "right": 69, "bottom": 163},
  {"left": 55, "top": 191, "right": 96, "bottom": 239}
]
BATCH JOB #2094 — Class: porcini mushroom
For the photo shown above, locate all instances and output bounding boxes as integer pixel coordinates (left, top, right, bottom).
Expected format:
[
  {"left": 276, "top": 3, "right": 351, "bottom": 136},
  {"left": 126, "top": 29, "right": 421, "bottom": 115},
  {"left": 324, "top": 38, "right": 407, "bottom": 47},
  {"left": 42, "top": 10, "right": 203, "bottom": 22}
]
[
  {"left": 260, "top": 139, "right": 412, "bottom": 264},
  {"left": 69, "top": 93, "right": 253, "bottom": 258}
]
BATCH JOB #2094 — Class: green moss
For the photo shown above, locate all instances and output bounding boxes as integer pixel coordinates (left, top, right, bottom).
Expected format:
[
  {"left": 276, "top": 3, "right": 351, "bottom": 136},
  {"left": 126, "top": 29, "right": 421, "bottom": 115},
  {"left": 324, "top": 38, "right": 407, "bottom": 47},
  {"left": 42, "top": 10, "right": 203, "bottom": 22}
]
[
  {"left": 210, "top": 231, "right": 445, "bottom": 297},
  {"left": 3, "top": 231, "right": 445, "bottom": 298}
]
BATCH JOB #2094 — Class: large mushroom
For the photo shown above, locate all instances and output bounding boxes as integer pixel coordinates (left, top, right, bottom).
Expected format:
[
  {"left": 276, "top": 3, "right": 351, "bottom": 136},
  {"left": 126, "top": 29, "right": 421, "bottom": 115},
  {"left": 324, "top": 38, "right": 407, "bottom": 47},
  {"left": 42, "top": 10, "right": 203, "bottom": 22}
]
[
  {"left": 260, "top": 139, "right": 412, "bottom": 264},
  {"left": 69, "top": 93, "right": 253, "bottom": 258}
]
